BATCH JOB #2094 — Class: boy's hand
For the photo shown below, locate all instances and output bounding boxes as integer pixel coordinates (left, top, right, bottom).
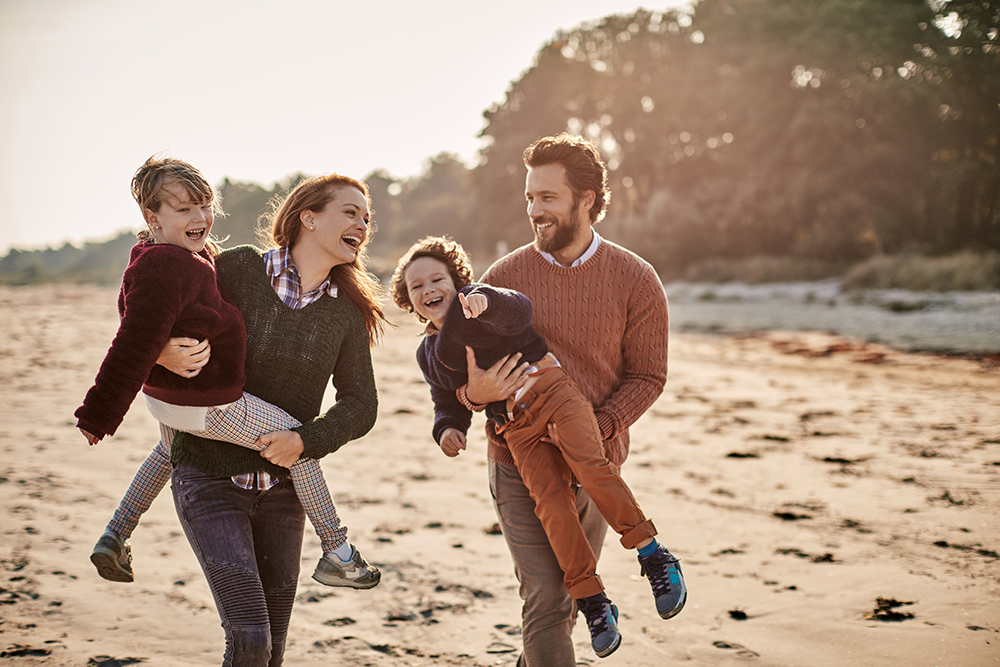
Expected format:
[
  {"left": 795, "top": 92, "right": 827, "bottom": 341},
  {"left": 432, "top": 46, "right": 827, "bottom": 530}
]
[
  {"left": 459, "top": 292, "right": 488, "bottom": 319},
  {"left": 79, "top": 428, "right": 101, "bottom": 445},
  {"left": 438, "top": 428, "right": 467, "bottom": 457}
]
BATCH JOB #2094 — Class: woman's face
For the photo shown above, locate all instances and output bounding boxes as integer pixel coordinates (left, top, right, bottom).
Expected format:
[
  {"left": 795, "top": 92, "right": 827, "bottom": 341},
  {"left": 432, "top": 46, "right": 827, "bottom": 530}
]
[{"left": 303, "top": 187, "right": 370, "bottom": 267}]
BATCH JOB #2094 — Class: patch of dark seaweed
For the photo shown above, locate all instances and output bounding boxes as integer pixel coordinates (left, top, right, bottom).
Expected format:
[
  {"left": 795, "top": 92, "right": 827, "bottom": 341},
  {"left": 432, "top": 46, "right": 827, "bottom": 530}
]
[{"left": 864, "top": 597, "right": 915, "bottom": 622}]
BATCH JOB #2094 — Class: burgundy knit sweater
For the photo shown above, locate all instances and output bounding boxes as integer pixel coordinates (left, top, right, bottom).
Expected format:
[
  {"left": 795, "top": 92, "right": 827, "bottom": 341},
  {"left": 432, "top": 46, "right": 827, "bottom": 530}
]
[
  {"left": 481, "top": 239, "right": 669, "bottom": 467},
  {"left": 75, "top": 242, "right": 247, "bottom": 439}
]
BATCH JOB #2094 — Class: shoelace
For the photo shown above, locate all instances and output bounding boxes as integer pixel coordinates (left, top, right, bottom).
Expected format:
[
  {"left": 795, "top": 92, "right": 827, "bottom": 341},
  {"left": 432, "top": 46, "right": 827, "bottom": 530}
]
[
  {"left": 640, "top": 551, "right": 677, "bottom": 597},
  {"left": 579, "top": 599, "right": 613, "bottom": 635}
]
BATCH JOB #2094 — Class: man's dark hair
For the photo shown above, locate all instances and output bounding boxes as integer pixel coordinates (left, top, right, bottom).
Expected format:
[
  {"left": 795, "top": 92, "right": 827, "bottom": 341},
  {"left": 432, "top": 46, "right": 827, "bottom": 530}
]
[{"left": 523, "top": 133, "right": 609, "bottom": 223}]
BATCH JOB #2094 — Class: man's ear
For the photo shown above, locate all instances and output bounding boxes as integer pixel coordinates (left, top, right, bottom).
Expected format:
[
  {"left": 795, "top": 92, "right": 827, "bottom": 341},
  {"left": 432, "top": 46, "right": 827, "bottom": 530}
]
[{"left": 581, "top": 189, "right": 596, "bottom": 213}]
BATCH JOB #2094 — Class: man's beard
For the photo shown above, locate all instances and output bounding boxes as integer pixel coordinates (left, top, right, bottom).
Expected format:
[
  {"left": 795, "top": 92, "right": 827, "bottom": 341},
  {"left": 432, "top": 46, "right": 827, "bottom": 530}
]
[{"left": 534, "top": 212, "right": 583, "bottom": 254}]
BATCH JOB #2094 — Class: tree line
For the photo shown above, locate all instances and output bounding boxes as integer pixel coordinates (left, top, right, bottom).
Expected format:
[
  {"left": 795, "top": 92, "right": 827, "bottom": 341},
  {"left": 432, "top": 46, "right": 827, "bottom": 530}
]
[{"left": 2, "top": 0, "right": 997, "bottom": 286}]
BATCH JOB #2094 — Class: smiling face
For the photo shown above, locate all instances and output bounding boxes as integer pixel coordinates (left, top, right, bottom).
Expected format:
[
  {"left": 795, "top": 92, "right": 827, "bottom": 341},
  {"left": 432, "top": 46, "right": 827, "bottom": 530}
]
[
  {"left": 404, "top": 256, "right": 458, "bottom": 329},
  {"left": 145, "top": 180, "right": 214, "bottom": 253},
  {"left": 303, "top": 186, "right": 371, "bottom": 268},
  {"left": 525, "top": 163, "right": 594, "bottom": 264}
]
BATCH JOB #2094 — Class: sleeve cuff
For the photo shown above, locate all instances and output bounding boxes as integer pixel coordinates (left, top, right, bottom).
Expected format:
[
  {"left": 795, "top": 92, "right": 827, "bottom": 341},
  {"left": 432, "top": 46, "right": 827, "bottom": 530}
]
[
  {"left": 595, "top": 411, "right": 617, "bottom": 441},
  {"left": 457, "top": 384, "right": 488, "bottom": 412}
]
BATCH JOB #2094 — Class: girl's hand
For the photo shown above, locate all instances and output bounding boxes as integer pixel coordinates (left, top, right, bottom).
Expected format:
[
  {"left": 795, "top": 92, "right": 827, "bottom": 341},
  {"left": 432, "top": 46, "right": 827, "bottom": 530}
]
[
  {"left": 459, "top": 292, "right": 488, "bottom": 319},
  {"left": 438, "top": 428, "right": 467, "bottom": 457},
  {"left": 157, "top": 337, "right": 211, "bottom": 378},
  {"left": 79, "top": 428, "right": 101, "bottom": 445},
  {"left": 257, "top": 430, "right": 305, "bottom": 468}
]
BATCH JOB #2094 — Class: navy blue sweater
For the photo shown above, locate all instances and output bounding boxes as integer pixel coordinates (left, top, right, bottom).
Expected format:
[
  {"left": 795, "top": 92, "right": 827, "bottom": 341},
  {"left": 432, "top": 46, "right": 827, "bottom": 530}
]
[{"left": 416, "top": 283, "right": 548, "bottom": 443}]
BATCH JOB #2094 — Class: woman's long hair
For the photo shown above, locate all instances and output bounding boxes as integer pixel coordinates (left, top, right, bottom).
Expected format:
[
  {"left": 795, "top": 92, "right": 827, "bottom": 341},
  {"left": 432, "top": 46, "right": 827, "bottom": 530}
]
[{"left": 261, "top": 174, "right": 387, "bottom": 345}]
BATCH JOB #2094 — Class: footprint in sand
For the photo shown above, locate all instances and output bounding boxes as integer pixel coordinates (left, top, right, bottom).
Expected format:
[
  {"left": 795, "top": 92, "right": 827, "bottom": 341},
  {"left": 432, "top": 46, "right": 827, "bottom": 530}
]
[{"left": 713, "top": 640, "right": 760, "bottom": 657}]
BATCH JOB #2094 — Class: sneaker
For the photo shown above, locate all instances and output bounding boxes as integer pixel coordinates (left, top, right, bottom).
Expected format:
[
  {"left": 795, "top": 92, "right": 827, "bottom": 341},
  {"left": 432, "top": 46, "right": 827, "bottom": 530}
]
[
  {"left": 639, "top": 544, "right": 687, "bottom": 619},
  {"left": 576, "top": 593, "right": 622, "bottom": 658},
  {"left": 90, "top": 530, "right": 133, "bottom": 583},
  {"left": 311, "top": 544, "right": 381, "bottom": 589}
]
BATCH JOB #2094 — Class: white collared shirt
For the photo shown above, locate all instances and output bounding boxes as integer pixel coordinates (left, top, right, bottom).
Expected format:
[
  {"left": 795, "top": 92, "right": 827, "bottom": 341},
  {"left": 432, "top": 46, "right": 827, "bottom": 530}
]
[{"left": 538, "top": 229, "right": 602, "bottom": 267}]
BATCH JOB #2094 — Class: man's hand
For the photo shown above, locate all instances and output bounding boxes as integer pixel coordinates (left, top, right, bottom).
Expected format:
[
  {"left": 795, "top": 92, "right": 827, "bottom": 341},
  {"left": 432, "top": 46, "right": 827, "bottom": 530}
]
[
  {"left": 257, "top": 430, "right": 305, "bottom": 468},
  {"left": 459, "top": 292, "right": 488, "bottom": 319},
  {"left": 438, "top": 428, "right": 467, "bottom": 457},
  {"left": 157, "top": 337, "right": 211, "bottom": 378},
  {"left": 464, "top": 346, "right": 530, "bottom": 405}
]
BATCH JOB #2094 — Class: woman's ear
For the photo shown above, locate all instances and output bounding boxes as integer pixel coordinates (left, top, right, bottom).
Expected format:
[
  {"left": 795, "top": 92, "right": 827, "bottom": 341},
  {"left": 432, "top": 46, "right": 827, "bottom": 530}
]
[{"left": 300, "top": 210, "right": 315, "bottom": 231}]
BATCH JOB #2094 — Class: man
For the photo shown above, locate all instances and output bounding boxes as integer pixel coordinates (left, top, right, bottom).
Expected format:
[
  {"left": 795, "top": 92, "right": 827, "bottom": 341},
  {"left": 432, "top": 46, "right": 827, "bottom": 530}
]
[{"left": 462, "top": 133, "right": 682, "bottom": 665}]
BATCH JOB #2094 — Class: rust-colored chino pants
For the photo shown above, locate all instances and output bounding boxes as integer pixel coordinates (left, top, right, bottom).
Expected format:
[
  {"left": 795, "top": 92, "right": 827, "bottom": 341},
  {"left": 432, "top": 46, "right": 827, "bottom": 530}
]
[{"left": 502, "top": 367, "right": 656, "bottom": 600}]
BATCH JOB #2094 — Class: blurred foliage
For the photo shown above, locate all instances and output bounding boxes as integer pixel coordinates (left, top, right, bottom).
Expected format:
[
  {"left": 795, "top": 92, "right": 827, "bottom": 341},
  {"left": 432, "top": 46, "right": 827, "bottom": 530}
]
[
  {"left": 473, "top": 0, "right": 1000, "bottom": 275},
  {"left": 3, "top": 0, "right": 997, "bottom": 289},
  {"left": 842, "top": 249, "right": 1000, "bottom": 290}
]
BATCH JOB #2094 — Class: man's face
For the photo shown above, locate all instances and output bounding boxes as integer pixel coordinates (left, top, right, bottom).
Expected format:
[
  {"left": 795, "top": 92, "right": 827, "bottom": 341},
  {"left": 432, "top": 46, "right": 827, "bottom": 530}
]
[{"left": 524, "top": 163, "right": 590, "bottom": 255}]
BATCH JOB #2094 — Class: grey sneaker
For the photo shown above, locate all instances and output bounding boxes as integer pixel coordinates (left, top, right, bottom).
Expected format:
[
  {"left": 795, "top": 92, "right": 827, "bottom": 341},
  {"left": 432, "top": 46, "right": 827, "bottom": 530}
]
[
  {"left": 577, "top": 593, "right": 622, "bottom": 658},
  {"left": 311, "top": 544, "right": 381, "bottom": 589},
  {"left": 639, "top": 544, "right": 687, "bottom": 619},
  {"left": 90, "top": 530, "right": 133, "bottom": 583}
]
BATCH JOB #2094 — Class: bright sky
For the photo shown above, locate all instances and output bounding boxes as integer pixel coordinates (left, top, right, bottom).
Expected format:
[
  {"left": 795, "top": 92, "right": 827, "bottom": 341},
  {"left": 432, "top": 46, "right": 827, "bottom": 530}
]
[{"left": 0, "top": 0, "right": 687, "bottom": 254}]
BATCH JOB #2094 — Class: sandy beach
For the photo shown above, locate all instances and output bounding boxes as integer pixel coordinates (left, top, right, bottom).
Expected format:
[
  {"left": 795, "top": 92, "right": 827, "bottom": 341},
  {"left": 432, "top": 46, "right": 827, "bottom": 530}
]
[{"left": 1, "top": 283, "right": 997, "bottom": 667}]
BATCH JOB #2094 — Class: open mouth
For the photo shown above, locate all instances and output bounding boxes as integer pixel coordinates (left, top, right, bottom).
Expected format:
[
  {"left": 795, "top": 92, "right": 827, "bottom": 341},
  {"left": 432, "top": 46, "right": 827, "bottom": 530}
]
[
  {"left": 424, "top": 296, "right": 444, "bottom": 308},
  {"left": 342, "top": 235, "right": 362, "bottom": 249},
  {"left": 186, "top": 229, "right": 206, "bottom": 240}
]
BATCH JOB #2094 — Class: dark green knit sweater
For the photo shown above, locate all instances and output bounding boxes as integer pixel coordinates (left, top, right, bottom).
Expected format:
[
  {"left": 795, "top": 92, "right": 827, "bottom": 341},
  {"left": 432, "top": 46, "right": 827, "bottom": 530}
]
[{"left": 170, "top": 245, "right": 379, "bottom": 477}]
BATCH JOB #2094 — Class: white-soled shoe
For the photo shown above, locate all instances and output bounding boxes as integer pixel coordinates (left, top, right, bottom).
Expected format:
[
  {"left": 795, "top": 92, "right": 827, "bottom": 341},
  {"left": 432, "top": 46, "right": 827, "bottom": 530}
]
[{"left": 311, "top": 544, "right": 380, "bottom": 589}]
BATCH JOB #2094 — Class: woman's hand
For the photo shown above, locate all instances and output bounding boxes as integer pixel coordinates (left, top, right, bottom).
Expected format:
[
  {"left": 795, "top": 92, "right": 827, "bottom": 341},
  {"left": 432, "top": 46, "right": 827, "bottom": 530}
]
[
  {"left": 257, "top": 430, "right": 305, "bottom": 468},
  {"left": 157, "top": 337, "right": 211, "bottom": 378},
  {"left": 464, "top": 346, "right": 530, "bottom": 405},
  {"left": 79, "top": 428, "right": 101, "bottom": 445},
  {"left": 459, "top": 292, "right": 488, "bottom": 319},
  {"left": 438, "top": 428, "right": 467, "bottom": 457}
]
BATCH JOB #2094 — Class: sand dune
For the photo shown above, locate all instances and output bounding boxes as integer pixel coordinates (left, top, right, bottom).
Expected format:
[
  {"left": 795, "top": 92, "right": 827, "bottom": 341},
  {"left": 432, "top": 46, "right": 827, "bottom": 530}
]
[{"left": 1, "top": 284, "right": 997, "bottom": 666}]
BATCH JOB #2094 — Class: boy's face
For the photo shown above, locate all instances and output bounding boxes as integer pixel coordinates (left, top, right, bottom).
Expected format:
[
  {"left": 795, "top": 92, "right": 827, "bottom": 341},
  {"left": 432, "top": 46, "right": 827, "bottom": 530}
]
[{"left": 404, "top": 256, "right": 457, "bottom": 329}]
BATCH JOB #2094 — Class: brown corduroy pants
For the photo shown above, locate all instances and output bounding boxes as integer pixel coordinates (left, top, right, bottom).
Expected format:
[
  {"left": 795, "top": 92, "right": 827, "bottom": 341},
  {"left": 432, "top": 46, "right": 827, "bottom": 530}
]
[{"left": 502, "top": 367, "right": 656, "bottom": 599}]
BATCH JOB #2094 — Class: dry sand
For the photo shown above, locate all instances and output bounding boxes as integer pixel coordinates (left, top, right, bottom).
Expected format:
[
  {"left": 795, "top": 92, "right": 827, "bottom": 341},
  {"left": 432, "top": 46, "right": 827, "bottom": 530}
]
[{"left": 1, "top": 283, "right": 997, "bottom": 666}]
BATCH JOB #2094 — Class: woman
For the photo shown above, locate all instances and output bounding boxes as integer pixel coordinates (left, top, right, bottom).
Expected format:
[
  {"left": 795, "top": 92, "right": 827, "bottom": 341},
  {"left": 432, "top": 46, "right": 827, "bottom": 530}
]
[{"left": 158, "top": 173, "right": 386, "bottom": 666}]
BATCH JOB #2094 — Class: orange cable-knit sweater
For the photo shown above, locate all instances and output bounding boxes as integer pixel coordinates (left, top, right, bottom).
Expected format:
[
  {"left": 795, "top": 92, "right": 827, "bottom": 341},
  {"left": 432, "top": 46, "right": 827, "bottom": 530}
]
[{"left": 481, "top": 239, "right": 669, "bottom": 468}]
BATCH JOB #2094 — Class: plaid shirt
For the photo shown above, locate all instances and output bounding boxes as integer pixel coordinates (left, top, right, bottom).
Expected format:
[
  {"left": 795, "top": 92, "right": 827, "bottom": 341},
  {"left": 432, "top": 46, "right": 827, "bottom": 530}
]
[{"left": 232, "top": 247, "right": 338, "bottom": 490}]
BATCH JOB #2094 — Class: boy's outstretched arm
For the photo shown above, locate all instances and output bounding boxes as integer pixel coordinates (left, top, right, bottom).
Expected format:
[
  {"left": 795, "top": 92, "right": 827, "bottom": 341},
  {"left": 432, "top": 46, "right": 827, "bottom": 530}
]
[{"left": 459, "top": 292, "right": 488, "bottom": 319}]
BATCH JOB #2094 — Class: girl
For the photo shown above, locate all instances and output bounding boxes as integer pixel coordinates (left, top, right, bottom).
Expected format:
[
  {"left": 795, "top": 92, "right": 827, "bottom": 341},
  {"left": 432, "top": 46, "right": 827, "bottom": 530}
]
[{"left": 76, "top": 156, "right": 379, "bottom": 592}]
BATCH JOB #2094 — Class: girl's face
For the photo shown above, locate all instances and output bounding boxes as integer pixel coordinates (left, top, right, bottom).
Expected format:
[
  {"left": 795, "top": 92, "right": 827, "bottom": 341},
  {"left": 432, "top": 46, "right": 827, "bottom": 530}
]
[
  {"left": 146, "top": 180, "right": 214, "bottom": 253},
  {"left": 404, "top": 256, "right": 457, "bottom": 329},
  {"left": 303, "top": 186, "right": 371, "bottom": 268}
]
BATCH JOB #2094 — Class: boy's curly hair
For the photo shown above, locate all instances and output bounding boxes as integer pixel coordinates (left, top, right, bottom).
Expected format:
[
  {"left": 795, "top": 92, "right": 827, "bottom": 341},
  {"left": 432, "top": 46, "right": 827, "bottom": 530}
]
[{"left": 390, "top": 236, "right": 474, "bottom": 322}]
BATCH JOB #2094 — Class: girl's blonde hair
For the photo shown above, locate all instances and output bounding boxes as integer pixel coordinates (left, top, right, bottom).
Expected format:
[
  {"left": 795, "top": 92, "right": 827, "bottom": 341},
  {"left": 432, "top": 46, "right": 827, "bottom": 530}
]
[
  {"left": 132, "top": 154, "right": 225, "bottom": 256},
  {"left": 259, "top": 174, "right": 387, "bottom": 345}
]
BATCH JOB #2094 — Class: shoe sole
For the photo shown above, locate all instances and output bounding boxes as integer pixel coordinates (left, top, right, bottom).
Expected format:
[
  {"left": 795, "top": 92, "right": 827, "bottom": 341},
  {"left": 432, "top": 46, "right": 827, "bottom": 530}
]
[
  {"left": 659, "top": 590, "right": 687, "bottom": 620},
  {"left": 90, "top": 549, "right": 133, "bottom": 583},
  {"left": 596, "top": 632, "right": 622, "bottom": 658},
  {"left": 311, "top": 571, "right": 381, "bottom": 589}
]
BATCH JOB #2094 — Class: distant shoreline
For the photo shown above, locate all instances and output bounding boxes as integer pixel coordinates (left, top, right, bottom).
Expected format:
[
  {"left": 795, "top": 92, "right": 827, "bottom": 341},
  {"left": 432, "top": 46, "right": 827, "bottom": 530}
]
[{"left": 665, "top": 280, "right": 1000, "bottom": 355}]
